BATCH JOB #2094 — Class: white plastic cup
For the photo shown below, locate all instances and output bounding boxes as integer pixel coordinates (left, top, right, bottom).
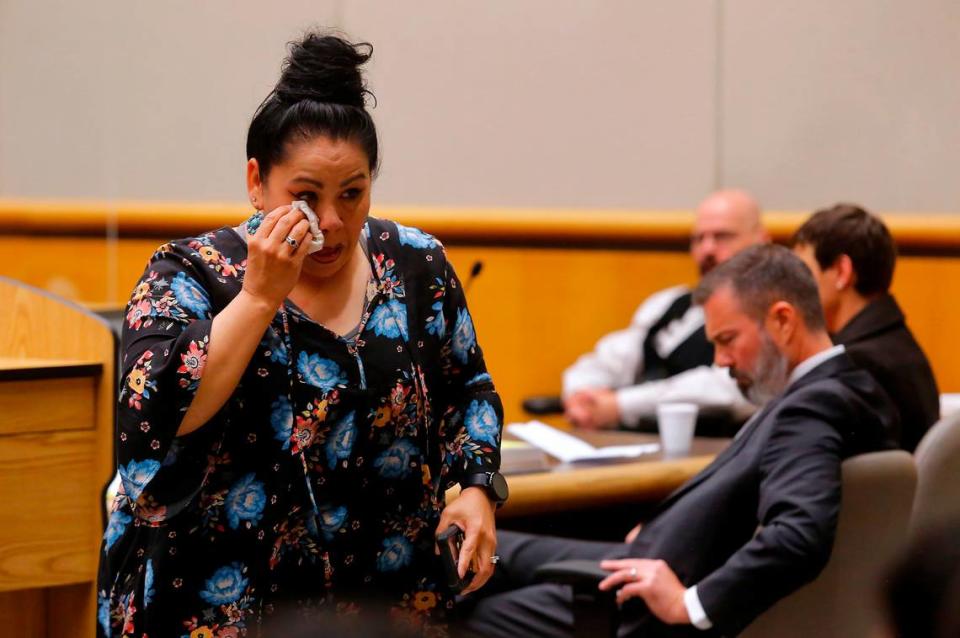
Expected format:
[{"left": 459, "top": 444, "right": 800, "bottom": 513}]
[{"left": 656, "top": 403, "right": 698, "bottom": 456}]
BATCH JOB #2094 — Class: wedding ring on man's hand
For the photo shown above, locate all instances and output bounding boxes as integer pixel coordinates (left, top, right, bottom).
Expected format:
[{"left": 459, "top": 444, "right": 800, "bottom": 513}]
[
  {"left": 284, "top": 236, "right": 299, "bottom": 248},
  {"left": 490, "top": 555, "right": 501, "bottom": 565}
]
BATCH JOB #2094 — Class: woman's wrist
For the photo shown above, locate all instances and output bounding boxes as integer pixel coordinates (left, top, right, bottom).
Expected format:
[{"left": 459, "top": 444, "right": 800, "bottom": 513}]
[
  {"left": 460, "top": 486, "right": 497, "bottom": 511},
  {"left": 237, "top": 287, "right": 281, "bottom": 319}
]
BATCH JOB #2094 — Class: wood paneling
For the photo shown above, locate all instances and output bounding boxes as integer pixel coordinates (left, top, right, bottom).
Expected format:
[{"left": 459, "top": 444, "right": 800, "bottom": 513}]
[
  {"left": 0, "top": 430, "right": 97, "bottom": 591},
  {"left": 0, "top": 377, "right": 96, "bottom": 436},
  {"left": 0, "top": 589, "right": 45, "bottom": 635},
  {"left": 1, "top": 201, "right": 960, "bottom": 417}
]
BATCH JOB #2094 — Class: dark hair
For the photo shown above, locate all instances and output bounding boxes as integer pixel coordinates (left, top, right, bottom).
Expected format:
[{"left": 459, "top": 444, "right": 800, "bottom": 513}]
[
  {"left": 791, "top": 203, "right": 896, "bottom": 296},
  {"left": 246, "top": 32, "right": 379, "bottom": 178},
  {"left": 693, "top": 244, "right": 826, "bottom": 331}
]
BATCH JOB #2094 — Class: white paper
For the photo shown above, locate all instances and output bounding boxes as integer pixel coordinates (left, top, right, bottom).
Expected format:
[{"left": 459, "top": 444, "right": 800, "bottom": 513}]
[{"left": 506, "top": 421, "right": 659, "bottom": 463}]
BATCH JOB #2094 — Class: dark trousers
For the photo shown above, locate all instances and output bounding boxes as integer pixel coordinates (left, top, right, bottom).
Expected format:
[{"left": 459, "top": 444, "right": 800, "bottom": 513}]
[{"left": 458, "top": 530, "right": 625, "bottom": 638}]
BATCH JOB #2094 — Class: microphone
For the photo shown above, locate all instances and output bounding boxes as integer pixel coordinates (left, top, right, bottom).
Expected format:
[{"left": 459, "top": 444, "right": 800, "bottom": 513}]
[{"left": 464, "top": 260, "right": 484, "bottom": 295}]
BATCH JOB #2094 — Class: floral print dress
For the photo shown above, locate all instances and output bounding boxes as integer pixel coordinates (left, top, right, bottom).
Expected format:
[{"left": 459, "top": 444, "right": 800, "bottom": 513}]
[{"left": 97, "top": 217, "right": 503, "bottom": 637}]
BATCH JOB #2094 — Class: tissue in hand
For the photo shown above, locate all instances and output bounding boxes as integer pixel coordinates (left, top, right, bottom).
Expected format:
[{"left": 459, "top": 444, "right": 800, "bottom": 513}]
[{"left": 290, "top": 200, "right": 325, "bottom": 253}]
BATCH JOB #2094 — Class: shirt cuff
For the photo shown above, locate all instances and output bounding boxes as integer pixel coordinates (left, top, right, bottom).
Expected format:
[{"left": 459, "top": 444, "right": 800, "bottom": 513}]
[
  {"left": 614, "top": 385, "right": 659, "bottom": 426},
  {"left": 684, "top": 585, "right": 713, "bottom": 630}
]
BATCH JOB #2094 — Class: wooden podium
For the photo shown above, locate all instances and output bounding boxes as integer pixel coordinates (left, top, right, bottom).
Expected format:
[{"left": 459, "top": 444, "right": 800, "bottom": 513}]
[{"left": 0, "top": 277, "right": 115, "bottom": 637}]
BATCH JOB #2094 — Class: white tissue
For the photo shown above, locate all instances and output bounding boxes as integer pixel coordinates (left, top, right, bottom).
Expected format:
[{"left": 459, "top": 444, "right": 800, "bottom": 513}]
[{"left": 290, "top": 200, "right": 325, "bottom": 253}]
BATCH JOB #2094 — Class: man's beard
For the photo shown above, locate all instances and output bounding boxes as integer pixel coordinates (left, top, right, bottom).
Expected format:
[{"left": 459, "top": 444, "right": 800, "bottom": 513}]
[
  {"left": 732, "top": 332, "right": 790, "bottom": 406},
  {"left": 698, "top": 255, "right": 718, "bottom": 276}
]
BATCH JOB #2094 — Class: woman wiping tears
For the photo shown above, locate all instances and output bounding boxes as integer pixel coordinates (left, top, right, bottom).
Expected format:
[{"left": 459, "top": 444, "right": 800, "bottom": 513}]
[{"left": 97, "top": 31, "right": 505, "bottom": 637}]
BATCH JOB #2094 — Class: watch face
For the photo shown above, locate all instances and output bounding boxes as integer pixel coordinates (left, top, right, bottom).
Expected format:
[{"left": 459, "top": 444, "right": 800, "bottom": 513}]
[{"left": 491, "top": 472, "right": 509, "bottom": 501}]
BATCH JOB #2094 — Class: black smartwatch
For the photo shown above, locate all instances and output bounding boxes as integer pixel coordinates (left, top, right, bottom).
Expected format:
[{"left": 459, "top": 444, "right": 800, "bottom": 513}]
[{"left": 460, "top": 471, "right": 509, "bottom": 508}]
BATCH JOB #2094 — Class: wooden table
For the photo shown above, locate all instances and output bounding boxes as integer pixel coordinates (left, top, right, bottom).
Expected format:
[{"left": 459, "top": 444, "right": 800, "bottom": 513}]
[{"left": 449, "top": 430, "right": 731, "bottom": 519}]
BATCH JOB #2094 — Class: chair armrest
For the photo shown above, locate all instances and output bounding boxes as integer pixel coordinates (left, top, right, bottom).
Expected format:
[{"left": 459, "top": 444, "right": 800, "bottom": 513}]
[
  {"left": 536, "top": 560, "right": 620, "bottom": 637},
  {"left": 522, "top": 395, "right": 565, "bottom": 415}
]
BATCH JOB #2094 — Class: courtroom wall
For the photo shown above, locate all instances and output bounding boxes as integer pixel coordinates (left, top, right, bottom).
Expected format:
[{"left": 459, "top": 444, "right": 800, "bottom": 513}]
[{"left": 1, "top": 0, "right": 958, "bottom": 211}]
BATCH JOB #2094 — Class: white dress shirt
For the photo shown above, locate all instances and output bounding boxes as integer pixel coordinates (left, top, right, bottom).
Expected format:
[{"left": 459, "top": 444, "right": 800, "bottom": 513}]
[{"left": 562, "top": 285, "right": 756, "bottom": 424}]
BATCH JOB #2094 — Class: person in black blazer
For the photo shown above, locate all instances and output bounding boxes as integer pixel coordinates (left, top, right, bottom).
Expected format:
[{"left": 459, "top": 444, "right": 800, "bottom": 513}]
[
  {"left": 460, "top": 245, "right": 896, "bottom": 638},
  {"left": 793, "top": 203, "right": 939, "bottom": 451}
]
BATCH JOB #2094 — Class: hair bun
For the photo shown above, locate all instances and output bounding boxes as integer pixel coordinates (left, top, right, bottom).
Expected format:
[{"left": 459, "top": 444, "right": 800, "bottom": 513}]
[{"left": 275, "top": 32, "right": 373, "bottom": 108}]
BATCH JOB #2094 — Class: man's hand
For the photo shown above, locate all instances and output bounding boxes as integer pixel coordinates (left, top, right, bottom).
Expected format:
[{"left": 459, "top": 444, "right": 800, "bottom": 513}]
[
  {"left": 436, "top": 487, "right": 497, "bottom": 595},
  {"left": 564, "top": 388, "right": 621, "bottom": 429},
  {"left": 598, "top": 558, "right": 690, "bottom": 625}
]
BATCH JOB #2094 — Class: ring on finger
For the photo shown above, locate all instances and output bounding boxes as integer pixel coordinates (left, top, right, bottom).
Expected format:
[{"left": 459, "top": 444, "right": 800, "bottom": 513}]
[
  {"left": 629, "top": 566, "right": 638, "bottom": 580},
  {"left": 490, "top": 555, "right": 501, "bottom": 565},
  {"left": 284, "top": 235, "right": 299, "bottom": 248}
]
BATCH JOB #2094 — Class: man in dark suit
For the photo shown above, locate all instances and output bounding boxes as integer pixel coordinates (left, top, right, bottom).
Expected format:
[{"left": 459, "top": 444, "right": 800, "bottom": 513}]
[
  {"left": 460, "top": 245, "right": 895, "bottom": 637},
  {"left": 792, "top": 203, "right": 939, "bottom": 451}
]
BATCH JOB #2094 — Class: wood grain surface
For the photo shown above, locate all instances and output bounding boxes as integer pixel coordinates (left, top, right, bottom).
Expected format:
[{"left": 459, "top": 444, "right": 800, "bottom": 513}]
[{"left": 0, "top": 277, "right": 115, "bottom": 637}]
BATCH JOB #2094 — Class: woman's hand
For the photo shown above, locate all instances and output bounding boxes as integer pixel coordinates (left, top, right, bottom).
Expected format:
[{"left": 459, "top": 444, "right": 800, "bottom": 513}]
[
  {"left": 241, "top": 205, "right": 312, "bottom": 310},
  {"left": 436, "top": 487, "right": 497, "bottom": 595}
]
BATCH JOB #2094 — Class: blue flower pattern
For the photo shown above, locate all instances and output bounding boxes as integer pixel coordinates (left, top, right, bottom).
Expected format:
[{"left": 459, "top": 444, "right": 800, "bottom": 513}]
[
  {"left": 466, "top": 372, "right": 492, "bottom": 387},
  {"left": 425, "top": 300, "right": 445, "bottom": 338},
  {"left": 199, "top": 562, "right": 249, "bottom": 606},
  {"left": 144, "top": 559, "right": 155, "bottom": 608},
  {"left": 270, "top": 396, "right": 293, "bottom": 450},
  {"left": 225, "top": 473, "right": 267, "bottom": 529},
  {"left": 374, "top": 439, "right": 419, "bottom": 479},
  {"left": 99, "top": 220, "right": 503, "bottom": 634},
  {"left": 377, "top": 535, "right": 413, "bottom": 572},
  {"left": 103, "top": 510, "right": 132, "bottom": 551},
  {"left": 170, "top": 271, "right": 210, "bottom": 318},
  {"left": 325, "top": 410, "right": 357, "bottom": 468},
  {"left": 318, "top": 504, "right": 348, "bottom": 540},
  {"left": 297, "top": 352, "right": 348, "bottom": 391},
  {"left": 119, "top": 458, "right": 161, "bottom": 502},
  {"left": 452, "top": 307, "right": 477, "bottom": 364},
  {"left": 396, "top": 223, "right": 439, "bottom": 249},
  {"left": 98, "top": 590, "right": 111, "bottom": 636},
  {"left": 368, "top": 298, "right": 409, "bottom": 340},
  {"left": 262, "top": 329, "right": 289, "bottom": 365},
  {"left": 465, "top": 400, "right": 500, "bottom": 446}
]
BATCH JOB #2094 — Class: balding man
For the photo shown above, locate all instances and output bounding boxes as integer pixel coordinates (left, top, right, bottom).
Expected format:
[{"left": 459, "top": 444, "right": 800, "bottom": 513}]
[{"left": 563, "top": 190, "right": 767, "bottom": 433}]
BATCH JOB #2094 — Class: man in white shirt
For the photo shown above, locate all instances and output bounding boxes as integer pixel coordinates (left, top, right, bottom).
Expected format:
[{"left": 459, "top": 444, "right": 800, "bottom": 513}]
[{"left": 563, "top": 189, "right": 767, "bottom": 431}]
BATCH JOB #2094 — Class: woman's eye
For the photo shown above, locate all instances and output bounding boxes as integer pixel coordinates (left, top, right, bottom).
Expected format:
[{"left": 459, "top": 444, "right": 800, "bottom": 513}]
[
  {"left": 340, "top": 188, "right": 362, "bottom": 200},
  {"left": 294, "top": 192, "right": 316, "bottom": 202}
]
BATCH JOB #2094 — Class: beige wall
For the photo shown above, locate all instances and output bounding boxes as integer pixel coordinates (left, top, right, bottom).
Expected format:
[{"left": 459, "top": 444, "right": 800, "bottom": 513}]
[{"left": 1, "top": 0, "right": 957, "bottom": 211}]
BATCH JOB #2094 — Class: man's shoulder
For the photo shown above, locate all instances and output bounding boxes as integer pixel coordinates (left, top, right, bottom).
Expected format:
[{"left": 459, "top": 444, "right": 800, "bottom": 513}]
[
  {"left": 768, "top": 356, "right": 895, "bottom": 452},
  {"left": 631, "top": 285, "right": 693, "bottom": 323},
  {"left": 844, "top": 322, "right": 932, "bottom": 375}
]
